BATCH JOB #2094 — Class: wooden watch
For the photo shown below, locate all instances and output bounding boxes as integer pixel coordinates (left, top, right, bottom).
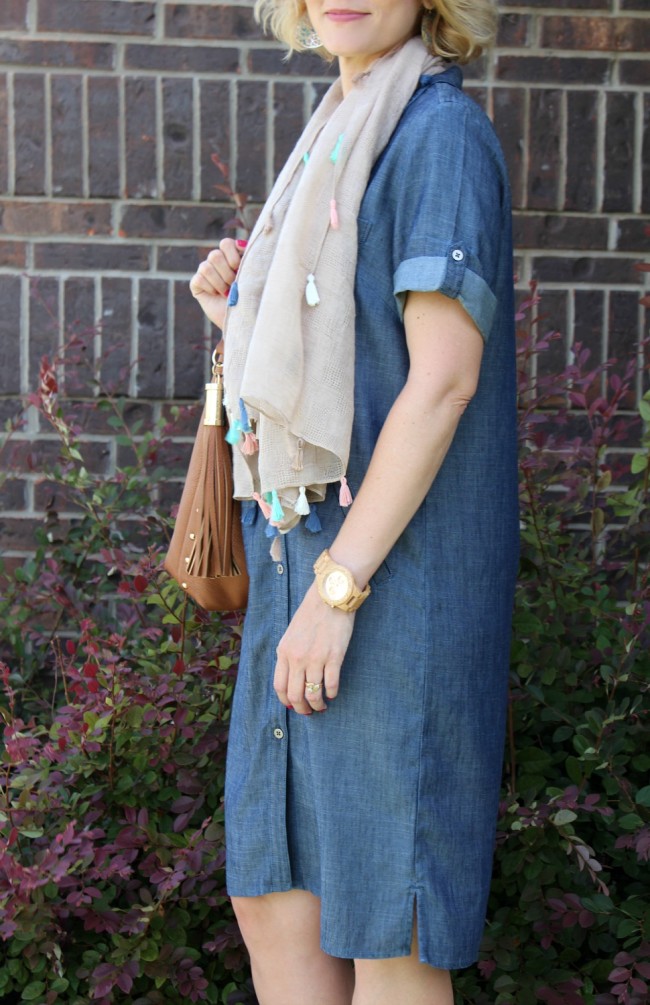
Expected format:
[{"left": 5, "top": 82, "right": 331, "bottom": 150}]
[{"left": 313, "top": 549, "right": 371, "bottom": 613}]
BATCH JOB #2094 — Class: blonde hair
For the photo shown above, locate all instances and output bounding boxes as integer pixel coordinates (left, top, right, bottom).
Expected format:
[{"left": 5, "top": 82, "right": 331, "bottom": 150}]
[{"left": 254, "top": 0, "right": 497, "bottom": 65}]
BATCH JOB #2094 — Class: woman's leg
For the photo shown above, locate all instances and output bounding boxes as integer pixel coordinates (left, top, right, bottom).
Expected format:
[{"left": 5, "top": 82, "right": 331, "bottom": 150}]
[
  {"left": 352, "top": 916, "right": 454, "bottom": 1005},
  {"left": 231, "top": 890, "right": 355, "bottom": 1005}
]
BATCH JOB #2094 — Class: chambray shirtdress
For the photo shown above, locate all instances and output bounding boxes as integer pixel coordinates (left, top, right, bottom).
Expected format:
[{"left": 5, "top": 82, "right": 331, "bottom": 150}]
[{"left": 224, "top": 65, "right": 519, "bottom": 970}]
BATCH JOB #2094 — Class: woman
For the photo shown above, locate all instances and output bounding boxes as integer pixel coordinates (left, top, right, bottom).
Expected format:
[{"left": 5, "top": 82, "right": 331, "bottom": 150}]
[{"left": 189, "top": 0, "right": 519, "bottom": 1002}]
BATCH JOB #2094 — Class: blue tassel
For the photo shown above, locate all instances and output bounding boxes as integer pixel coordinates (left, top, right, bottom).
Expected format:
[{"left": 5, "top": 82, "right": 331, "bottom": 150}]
[
  {"left": 241, "top": 503, "right": 257, "bottom": 526},
  {"left": 305, "top": 505, "right": 322, "bottom": 533},
  {"left": 225, "top": 419, "right": 242, "bottom": 445},
  {"left": 227, "top": 281, "right": 239, "bottom": 307},
  {"left": 303, "top": 151, "right": 310, "bottom": 164},
  {"left": 270, "top": 490, "right": 284, "bottom": 523},
  {"left": 238, "top": 397, "right": 252, "bottom": 433},
  {"left": 265, "top": 521, "right": 278, "bottom": 539}
]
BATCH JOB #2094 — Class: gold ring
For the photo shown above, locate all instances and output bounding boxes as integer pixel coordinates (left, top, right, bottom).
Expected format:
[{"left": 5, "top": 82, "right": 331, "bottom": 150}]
[{"left": 304, "top": 682, "right": 322, "bottom": 694}]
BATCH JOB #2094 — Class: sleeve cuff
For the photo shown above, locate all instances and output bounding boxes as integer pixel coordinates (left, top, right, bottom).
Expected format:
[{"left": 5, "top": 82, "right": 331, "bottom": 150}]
[{"left": 393, "top": 244, "right": 497, "bottom": 341}]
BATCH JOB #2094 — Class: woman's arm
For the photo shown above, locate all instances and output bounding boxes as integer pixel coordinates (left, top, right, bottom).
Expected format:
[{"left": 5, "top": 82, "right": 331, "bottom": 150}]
[{"left": 273, "top": 289, "right": 484, "bottom": 715}]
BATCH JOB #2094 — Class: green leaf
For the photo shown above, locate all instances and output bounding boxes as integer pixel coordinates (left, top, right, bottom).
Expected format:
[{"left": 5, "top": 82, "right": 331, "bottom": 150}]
[
  {"left": 630, "top": 452, "right": 648, "bottom": 474},
  {"left": 635, "top": 785, "right": 650, "bottom": 807},
  {"left": 21, "top": 982, "right": 46, "bottom": 1001},
  {"left": 619, "top": 813, "right": 644, "bottom": 830},
  {"left": 552, "top": 809, "right": 577, "bottom": 826}
]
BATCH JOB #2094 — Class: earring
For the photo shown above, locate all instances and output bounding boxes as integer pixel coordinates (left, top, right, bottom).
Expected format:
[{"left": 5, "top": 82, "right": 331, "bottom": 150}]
[
  {"left": 420, "top": 6, "right": 437, "bottom": 52},
  {"left": 297, "top": 17, "right": 322, "bottom": 50}
]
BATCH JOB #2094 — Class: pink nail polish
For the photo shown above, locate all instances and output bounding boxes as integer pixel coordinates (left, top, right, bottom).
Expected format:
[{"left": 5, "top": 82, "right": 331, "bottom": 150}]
[
  {"left": 235, "top": 239, "right": 248, "bottom": 249},
  {"left": 286, "top": 705, "right": 293, "bottom": 710}
]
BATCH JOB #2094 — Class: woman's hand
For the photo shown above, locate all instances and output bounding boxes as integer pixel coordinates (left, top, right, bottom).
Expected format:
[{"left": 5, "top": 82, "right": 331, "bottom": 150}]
[
  {"left": 274, "top": 582, "right": 356, "bottom": 715},
  {"left": 189, "top": 238, "right": 246, "bottom": 330}
]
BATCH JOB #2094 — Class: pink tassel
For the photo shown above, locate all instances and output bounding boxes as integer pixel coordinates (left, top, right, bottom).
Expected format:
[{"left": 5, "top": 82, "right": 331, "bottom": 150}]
[
  {"left": 339, "top": 476, "right": 353, "bottom": 507},
  {"left": 330, "top": 198, "right": 339, "bottom": 230},
  {"left": 253, "top": 492, "right": 272, "bottom": 519},
  {"left": 242, "top": 432, "right": 259, "bottom": 455}
]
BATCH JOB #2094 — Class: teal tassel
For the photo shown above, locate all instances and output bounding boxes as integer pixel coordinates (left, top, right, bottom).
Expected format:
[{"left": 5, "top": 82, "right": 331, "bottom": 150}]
[
  {"left": 305, "top": 505, "right": 322, "bottom": 533},
  {"left": 303, "top": 151, "right": 310, "bottom": 164},
  {"left": 330, "top": 133, "right": 344, "bottom": 165},
  {"left": 270, "top": 490, "right": 284, "bottom": 523},
  {"left": 225, "top": 419, "right": 242, "bottom": 445}
]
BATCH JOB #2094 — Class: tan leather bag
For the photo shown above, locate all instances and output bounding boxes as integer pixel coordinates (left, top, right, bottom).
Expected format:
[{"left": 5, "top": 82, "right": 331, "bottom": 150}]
[{"left": 164, "top": 355, "right": 248, "bottom": 611}]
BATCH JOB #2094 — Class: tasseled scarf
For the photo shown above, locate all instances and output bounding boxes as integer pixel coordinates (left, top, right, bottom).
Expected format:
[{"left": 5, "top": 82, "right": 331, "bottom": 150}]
[{"left": 223, "top": 38, "right": 445, "bottom": 531}]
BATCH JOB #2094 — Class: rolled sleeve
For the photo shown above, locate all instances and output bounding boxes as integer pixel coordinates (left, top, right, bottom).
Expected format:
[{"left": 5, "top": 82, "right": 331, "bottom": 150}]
[
  {"left": 393, "top": 245, "right": 497, "bottom": 337},
  {"left": 389, "top": 89, "right": 509, "bottom": 343}
]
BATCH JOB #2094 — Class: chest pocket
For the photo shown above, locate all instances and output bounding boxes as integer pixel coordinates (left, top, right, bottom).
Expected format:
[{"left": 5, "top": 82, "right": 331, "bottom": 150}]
[{"left": 357, "top": 217, "right": 373, "bottom": 245}]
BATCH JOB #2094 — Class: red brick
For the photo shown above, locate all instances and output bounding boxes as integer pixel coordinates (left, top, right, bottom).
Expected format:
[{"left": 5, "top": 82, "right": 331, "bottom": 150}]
[
  {"left": 574, "top": 290, "right": 604, "bottom": 355},
  {"left": 492, "top": 88, "right": 525, "bottom": 210},
  {"left": 8, "top": 437, "right": 110, "bottom": 475},
  {"left": 165, "top": 4, "right": 262, "bottom": 41},
  {"left": 236, "top": 82, "right": 269, "bottom": 203},
  {"left": 541, "top": 16, "right": 650, "bottom": 52},
  {"left": 68, "top": 399, "right": 153, "bottom": 436},
  {"left": 199, "top": 81, "right": 231, "bottom": 203},
  {"left": 616, "top": 219, "right": 650, "bottom": 252},
  {"left": 248, "top": 48, "right": 336, "bottom": 79},
  {"left": 37, "top": 0, "right": 155, "bottom": 35},
  {"left": 51, "top": 75, "right": 84, "bottom": 198},
  {"left": 532, "top": 256, "right": 640, "bottom": 285},
  {"left": 33, "top": 242, "right": 151, "bottom": 272},
  {"left": 136, "top": 279, "right": 169, "bottom": 398},
  {"left": 62, "top": 277, "right": 97, "bottom": 397},
  {"left": 497, "top": 55, "right": 610, "bottom": 85},
  {"left": 88, "top": 77, "right": 121, "bottom": 198},
  {"left": 124, "top": 44, "right": 239, "bottom": 74},
  {"left": 99, "top": 277, "right": 133, "bottom": 396},
  {"left": 0, "top": 478, "right": 27, "bottom": 511},
  {"left": 119, "top": 204, "right": 232, "bottom": 241},
  {"left": 0, "top": 200, "right": 112, "bottom": 236},
  {"left": 0, "top": 517, "right": 45, "bottom": 552},
  {"left": 496, "top": 13, "right": 531, "bottom": 47},
  {"left": 0, "top": 277, "right": 23, "bottom": 394},
  {"left": 273, "top": 83, "right": 304, "bottom": 180},
  {"left": 14, "top": 74, "right": 46, "bottom": 196},
  {"left": 0, "top": 241, "right": 27, "bottom": 267},
  {"left": 163, "top": 78, "right": 194, "bottom": 200},
  {"left": 534, "top": 290, "right": 569, "bottom": 380},
  {"left": 158, "top": 245, "right": 214, "bottom": 273},
  {"left": 125, "top": 78, "right": 158, "bottom": 199},
  {"left": 513, "top": 213, "right": 609, "bottom": 250},
  {"left": 527, "top": 90, "right": 562, "bottom": 211},
  {"left": 619, "top": 59, "right": 650, "bottom": 85},
  {"left": 0, "top": 0, "right": 28, "bottom": 30},
  {"left": 28, "top": 276, "right": 60, "bottom": 391},
  {"left": 565, "top": 91, "right": 598, "bottom": 212},
  {"left": 33, "top": 480, "right": 85, "bottom": 514},
  {"left": 609, "top": 291, "right": 643, "bottom": 361},
  {"left": 0, "top": 39, "right": 114, "bottom": 69},
  {"left": 603, "top": 92, "right": 636, "bottom": 213},
  {"left": 173, "top": 281, "right": 210, "bottom": 398}
]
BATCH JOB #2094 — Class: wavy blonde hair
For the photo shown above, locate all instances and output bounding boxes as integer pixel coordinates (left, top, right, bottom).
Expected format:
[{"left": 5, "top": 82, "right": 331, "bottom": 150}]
[{"left": 254, "top": 0, "right": 497, "bottom": 65}]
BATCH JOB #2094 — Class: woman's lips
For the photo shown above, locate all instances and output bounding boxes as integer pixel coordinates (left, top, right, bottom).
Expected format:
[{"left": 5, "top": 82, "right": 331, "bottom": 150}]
[{"left": 325, "top": 10, "right": 368, "bottom": 21}]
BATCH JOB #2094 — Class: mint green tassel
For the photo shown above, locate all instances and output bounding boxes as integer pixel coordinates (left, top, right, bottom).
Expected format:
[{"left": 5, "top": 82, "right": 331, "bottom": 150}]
[
  {"left": 225, "top": 419, "right": 242, "bottom": 445},
  {"left": 270, "top": 490, "right": 284, "bottom": 523},
  {"left": 330, "top": 133, "right": 344, "bottom": 165}
]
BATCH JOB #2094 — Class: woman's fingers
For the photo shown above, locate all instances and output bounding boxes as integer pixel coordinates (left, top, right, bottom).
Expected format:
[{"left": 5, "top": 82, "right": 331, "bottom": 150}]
[{"left": 189, "top": 238, "right": 247, "bottom": 330}]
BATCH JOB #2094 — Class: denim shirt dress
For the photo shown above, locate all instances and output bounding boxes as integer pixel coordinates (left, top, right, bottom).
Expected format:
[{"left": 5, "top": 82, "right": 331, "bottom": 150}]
[{"left": 224, "top": 66, "right": 520, "bottom": 970}]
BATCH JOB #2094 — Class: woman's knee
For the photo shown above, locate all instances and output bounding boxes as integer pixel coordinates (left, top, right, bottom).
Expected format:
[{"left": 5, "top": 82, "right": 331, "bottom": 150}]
[{"left": 231, "top": 889, "right": 322, "bottom": 952}]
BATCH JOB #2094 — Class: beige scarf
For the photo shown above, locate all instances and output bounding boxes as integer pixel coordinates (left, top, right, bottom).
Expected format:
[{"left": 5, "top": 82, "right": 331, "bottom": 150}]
[{"left": 223, "top": 37, "right": 444, "bottom": 530}]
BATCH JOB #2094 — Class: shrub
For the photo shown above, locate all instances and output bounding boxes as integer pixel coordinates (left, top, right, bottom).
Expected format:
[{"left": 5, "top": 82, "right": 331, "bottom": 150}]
[
  {"left": 0, "top": 348, "right": 255, "bottom": 1004},
  {"left": 0, "top": 287, "right": 649, "bottom": 1004}
]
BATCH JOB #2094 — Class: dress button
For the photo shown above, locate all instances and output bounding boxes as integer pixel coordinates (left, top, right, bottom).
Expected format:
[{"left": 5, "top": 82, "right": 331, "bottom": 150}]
[
  {"left": 277, "top": 563, "right": 284, "bottom": 575},
  {"left": 273, "top": 727, "right": 284, "bottom": 740},
  {"left": 451, "top": 249, "right": 464, "bottom": 262}
]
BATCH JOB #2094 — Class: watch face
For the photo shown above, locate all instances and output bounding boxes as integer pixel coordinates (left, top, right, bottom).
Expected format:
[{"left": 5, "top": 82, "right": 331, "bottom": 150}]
[{"left": 324, "top": 569, "right": 351, "bottom": 603}]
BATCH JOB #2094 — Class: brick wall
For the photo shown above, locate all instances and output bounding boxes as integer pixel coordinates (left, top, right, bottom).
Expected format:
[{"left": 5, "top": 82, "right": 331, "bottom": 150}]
[{"left": 0, "top": 0, "right": 648, "bottom": 560}]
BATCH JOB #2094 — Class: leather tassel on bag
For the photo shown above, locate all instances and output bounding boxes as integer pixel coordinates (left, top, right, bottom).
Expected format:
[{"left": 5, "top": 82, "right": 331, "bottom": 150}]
[{"left": 164, "top": 352, "right": 249, "bottom": 611}]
